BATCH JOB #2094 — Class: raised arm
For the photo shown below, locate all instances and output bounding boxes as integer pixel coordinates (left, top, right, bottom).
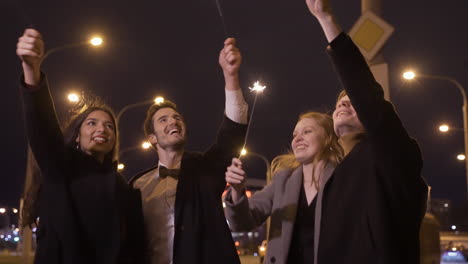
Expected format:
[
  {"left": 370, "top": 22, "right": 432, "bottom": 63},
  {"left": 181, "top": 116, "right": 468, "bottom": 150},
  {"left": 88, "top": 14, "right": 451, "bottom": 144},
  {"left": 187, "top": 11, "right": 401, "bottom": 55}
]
[
  {"left": 17, "top": 29, "right": 43, "bottom": 85},
  {"left": 219, "top": 38, "right": 248, "bottom": 125},
  {"left": 18, "top": 29, "right": 66, "bottom": 178},
  {"left": 307, "top": 0, "right": 425, "bottom": 201},
  {"left": 305, "top": 0, "right": 341, "bottom": 43},
  {"left": 306, "top": 0, "right": 410, "bottom": 140}
]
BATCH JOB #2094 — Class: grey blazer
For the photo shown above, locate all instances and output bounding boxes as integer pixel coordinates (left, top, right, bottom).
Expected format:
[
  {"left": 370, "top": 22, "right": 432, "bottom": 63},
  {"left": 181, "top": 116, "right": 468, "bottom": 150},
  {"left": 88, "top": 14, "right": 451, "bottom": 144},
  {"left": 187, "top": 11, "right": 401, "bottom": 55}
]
[{"left": 224, "top": 163, "right": 335, "bottom": 264}]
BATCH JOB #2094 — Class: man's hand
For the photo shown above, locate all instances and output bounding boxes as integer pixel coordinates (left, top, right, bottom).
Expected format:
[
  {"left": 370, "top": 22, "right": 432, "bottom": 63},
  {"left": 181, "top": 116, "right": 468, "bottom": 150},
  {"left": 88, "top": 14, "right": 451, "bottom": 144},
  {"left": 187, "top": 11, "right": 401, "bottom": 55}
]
[
  {"left": 219, "top": 38, "right": 241, "bottom": 79},
  {"left": 305, "top": 0, "right": 341, "bottom": 43},
  {"left": 305, "top": 0, "right": 332, "bottom": 19},
  {"left": 225, "top": 158, "right": 246, "bottom": 194},
  {"left": 17, "top": 29, "right": 44, "bottom": 85}
]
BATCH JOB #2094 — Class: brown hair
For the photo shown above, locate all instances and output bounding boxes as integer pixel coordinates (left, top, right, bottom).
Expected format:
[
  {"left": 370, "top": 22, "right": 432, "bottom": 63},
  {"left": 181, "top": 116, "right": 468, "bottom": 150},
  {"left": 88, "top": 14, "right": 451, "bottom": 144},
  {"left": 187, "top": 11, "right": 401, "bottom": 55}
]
[
  {"left": 143, "top": 100, "right": 179, "bottom": 138},
  {"left": 337, "top": 90, "right": 347, "bottom": 104}
]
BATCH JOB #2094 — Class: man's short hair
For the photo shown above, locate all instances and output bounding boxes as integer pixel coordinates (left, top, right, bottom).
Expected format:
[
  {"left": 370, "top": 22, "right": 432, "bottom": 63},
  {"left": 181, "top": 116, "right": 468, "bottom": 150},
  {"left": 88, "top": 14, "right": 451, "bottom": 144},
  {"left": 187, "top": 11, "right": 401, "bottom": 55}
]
[
  {"left": 336, "top": 90, "right": 347, "bottom": 104},
  {"left": 143, "top": 100, "right": 179, "bottom": 137}
]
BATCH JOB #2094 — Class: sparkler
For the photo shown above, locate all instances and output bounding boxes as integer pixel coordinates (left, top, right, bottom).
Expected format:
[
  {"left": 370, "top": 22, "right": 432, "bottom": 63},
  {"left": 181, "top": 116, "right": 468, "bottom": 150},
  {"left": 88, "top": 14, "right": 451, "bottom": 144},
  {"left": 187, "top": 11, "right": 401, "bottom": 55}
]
[
  {"left": 10, "top": 0, "right": 35, "bottom": 28},
  {"left": 215, "top": 0, "right": 229, "bottom": 38},
  {"left": 239, "top": 81, "right": 267, "bottom": 159}
]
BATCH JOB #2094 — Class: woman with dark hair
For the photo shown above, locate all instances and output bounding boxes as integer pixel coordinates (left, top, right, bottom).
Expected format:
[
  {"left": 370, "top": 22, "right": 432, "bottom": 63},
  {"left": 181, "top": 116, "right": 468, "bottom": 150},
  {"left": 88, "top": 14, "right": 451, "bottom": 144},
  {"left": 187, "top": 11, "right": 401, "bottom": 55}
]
[
  {"left": 17, "top": 28, "right": 144, "bottom": 264},
  {"left": 224, "top": 111, "right": 343, "bottom": 264}
]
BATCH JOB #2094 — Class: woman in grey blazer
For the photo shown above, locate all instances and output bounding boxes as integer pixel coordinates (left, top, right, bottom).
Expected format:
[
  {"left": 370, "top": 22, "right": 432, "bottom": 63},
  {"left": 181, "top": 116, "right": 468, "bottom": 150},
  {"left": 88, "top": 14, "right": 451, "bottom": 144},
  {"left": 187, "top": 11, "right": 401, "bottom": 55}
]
[{"left": 224, "top": 112, "right": 343, "bottom": 264}]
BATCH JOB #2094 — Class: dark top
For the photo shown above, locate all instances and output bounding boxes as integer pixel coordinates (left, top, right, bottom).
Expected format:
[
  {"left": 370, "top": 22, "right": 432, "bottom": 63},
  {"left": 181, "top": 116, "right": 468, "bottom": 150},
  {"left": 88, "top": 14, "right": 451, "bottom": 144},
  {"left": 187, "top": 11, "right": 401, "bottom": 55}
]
[
  {"left": 317, "top": 33, "right": 428, "bottom": 264},
  {"left": 130, "top": 115, "right": 247, "bottom": 264},
  {"left": 287, "top": 184, "right": 317, "bottom": 264},
  {"left": 21, "top": 75, "right": 145, "bottom": 264}
]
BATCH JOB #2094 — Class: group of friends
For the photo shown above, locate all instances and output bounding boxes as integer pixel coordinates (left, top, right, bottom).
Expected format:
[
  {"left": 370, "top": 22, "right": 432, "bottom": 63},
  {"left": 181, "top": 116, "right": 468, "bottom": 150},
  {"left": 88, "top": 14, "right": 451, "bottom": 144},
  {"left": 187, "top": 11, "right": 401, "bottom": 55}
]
[{"left": 16, "top": 0, "right": 429, "bottom": 263}]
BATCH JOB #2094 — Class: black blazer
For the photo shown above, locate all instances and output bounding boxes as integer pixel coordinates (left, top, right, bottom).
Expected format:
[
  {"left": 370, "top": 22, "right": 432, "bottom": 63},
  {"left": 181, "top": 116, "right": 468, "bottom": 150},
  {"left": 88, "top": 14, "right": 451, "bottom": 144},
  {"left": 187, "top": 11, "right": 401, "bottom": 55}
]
[
  {"left": 317, "top": 33, "right": 428, "bottom": 264},
  {"left": 130, "top": 116, "right": 247, "bottom": 264},
  {"left": 21, "top": 75, "right": 145, "bottom": 264}
]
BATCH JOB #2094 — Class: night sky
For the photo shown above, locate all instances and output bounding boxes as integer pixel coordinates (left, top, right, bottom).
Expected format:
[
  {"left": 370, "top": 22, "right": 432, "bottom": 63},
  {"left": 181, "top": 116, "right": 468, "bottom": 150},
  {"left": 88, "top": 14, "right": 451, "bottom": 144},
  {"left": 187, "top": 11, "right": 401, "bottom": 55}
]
[{"left": 1, "top": 0, "right": 468, "bottom": 207}]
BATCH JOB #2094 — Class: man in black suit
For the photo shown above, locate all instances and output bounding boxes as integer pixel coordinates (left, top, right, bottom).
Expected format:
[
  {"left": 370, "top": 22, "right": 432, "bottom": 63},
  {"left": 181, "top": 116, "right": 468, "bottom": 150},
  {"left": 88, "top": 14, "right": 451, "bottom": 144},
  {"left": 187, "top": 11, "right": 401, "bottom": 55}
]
[
  {"left": 130, "top": 38, "right": 248, "bottom": 264},
  {"left": 305, "top": 0, "right": 428, "bottom": 263}
]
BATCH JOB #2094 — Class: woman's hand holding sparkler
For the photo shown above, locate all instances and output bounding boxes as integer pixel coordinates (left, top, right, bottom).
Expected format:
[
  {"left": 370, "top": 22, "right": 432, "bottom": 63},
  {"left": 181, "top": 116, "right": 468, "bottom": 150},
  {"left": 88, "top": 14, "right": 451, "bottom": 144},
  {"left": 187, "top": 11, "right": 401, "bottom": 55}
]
[{"left": 225, "top": 158, "right": 247, "bottom": 202}]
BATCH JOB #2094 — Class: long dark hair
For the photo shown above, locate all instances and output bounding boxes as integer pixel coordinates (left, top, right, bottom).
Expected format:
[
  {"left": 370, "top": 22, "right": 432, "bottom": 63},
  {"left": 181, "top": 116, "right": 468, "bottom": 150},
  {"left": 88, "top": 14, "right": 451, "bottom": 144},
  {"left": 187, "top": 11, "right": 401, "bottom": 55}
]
[
  {"left": 21, "top": 103, "right": 119, "bottom": 227},
  {"left": 63, "top": 105, "right": 120, "bottom": 162}
]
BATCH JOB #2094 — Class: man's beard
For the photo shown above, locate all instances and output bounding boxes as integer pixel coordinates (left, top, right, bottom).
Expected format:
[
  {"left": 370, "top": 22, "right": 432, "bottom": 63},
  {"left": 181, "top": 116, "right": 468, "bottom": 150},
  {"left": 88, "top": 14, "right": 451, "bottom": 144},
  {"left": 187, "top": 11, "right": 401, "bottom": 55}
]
[{"left": 158, "top": 136, "right": 187, "bottom": 152}]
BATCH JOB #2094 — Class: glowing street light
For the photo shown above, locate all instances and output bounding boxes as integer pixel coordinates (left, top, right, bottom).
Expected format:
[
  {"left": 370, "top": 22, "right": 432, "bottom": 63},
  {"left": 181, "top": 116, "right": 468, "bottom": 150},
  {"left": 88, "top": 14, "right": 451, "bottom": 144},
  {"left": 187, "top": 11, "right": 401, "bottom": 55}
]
[
  {"left": 142, "top": 141, "right": 152, "bottom": 149},
  {"left": 451, "top": 225, "right": 457, "bottom": 230},
  {"left": 439, "top": 124, "right": 450, "bottom": 133},
  {"left": 402, "top": 71, "right": 416, "bottom": 80},
  {"left": 0, "top": 208, "right": 6, "bottom": 214},
  {"left": 403, "top": 70, "right": 468, "bottom": 200},
  {"left": 154, "top": 96, "right": 165, "bottom": 104},
  {"left": 117, "top": 96, "right": 165, "bottom": 123},
  {"left": 458, "top": 154, "right": 466, "bottom": 161},
  {"left": 117, "top": 163, "right": 125, "bottom": 171},
  {"left": 89, "top": 36, "right": 103, "bottom": 47},
  {"left": 67, "top": 93, "right": 80, "bottom": 103},
  {"left": 12, "top": 208, "right": 18, "bottom": 214},
  {"left": 42, "top": 34, "right": 106, "bottom": 61}
]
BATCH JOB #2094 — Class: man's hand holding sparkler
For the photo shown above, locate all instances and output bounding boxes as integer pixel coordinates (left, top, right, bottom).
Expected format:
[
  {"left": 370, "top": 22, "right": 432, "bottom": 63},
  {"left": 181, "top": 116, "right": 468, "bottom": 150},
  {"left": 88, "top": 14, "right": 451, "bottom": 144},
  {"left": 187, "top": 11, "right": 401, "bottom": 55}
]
[{"left": 219, "top": 38, "right": 242, "bottom": 92}]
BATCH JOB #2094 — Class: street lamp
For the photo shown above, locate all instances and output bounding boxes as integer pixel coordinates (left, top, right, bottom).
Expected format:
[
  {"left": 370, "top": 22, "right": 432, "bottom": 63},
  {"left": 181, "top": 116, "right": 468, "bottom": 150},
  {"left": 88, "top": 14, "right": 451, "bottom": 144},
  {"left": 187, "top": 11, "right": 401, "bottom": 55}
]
[
  {"left": 42, "top": 34, "right": 104, "bottom": 61},
  {"left": 458, "top": 154, "right": 466, "bottom": 161},
  {"left": 89, "top": 36, "right": 103, "bottom": 47},
  {"left": 142, "top": 141, "right": 152, "bottom": 149},
  {"left": 67, "top": 92, "right": 81, "bottom": 103},
  {"left": 117, "top": 163, "right": 125, "bottom": 171},
  {"left": 116, "top": 96, "right": 165, "bottom": 123},
  {"left": 439, "top": 124, "right": 450, "bottom": 133},
  {"left": 119, "top": 141, "right": 152, "bottom": 157},
  {"left": 403, "top": 70, "right": 468, "bottom": 200}
]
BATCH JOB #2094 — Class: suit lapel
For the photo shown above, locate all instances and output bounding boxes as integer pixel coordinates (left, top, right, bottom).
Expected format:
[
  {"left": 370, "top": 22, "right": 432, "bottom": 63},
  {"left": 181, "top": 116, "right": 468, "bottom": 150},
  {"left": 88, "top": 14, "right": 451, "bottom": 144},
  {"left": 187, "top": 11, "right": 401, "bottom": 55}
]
[{"left": 281, "top": 166, "right": 303, "bottom": 262}]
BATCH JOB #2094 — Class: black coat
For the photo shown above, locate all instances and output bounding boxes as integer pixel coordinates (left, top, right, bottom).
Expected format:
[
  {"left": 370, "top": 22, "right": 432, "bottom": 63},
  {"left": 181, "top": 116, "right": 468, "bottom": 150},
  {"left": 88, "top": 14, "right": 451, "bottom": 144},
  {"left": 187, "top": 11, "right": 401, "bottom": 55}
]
[
  {"left": 21, "top": 76, "right": 145, "bottom": 264},
  {"left": 317, "top": 34, "right": 428, "bottom": 264},
  {"left": 130, "top": 116, "right": 246, "bottom": 264}
]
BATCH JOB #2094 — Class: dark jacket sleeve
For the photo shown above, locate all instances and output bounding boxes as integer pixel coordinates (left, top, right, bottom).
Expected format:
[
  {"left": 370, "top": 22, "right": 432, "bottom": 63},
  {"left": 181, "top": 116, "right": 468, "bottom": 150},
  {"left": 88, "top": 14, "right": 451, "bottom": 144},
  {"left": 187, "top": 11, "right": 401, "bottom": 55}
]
[
  {"left": 202, "top": 115, "right": 247, "bottom": 193},
  {"left": 21, "top": 74, "right": 67, "bottom": 182},
  {"left": 326, "top": 33, "right": 426, "bottom": 198},
  {"left": 327, "top": 33, "right": 422, "bottom": 160}
]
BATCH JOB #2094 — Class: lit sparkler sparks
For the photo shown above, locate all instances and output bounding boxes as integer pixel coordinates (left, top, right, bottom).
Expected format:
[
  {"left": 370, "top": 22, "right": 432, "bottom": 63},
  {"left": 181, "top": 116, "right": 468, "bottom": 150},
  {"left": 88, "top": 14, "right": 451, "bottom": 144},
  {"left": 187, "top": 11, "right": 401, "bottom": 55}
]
[
  {"left": 239, "top": 81, "right": 267, "bottom": 159},
  {"left": 249, "top": 81, "right": 266, "bottom": 93}
]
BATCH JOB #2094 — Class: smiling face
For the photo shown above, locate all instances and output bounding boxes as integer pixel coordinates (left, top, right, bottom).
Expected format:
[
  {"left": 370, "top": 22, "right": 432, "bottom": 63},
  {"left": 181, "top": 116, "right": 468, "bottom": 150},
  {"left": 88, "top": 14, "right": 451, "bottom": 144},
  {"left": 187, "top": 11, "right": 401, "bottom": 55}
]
[
  {"left": 291, "top": 117, "right": 326, "bottom": 165},
  {"left": 149, "top": 107, "right": 186, "bottom": 152},
  {"left": 75, "top": 110, "right": 116, "bottom": 161},
  {"left": 333, "top": 95, "right": 364, "bottom": 137}
]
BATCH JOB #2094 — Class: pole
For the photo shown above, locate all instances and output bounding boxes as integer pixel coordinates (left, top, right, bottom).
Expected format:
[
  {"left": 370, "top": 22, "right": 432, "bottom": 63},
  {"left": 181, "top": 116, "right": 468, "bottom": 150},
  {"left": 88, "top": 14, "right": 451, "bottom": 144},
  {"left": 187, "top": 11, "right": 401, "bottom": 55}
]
[
  {"left": 419, "top": 74, "right": 468, "bottom": 201},
  {"left": 463, "top": 103, "right": 468, "bottom": 201},
  {"left": 116, "top": 100, "right": 154, "bottom": 123},
  {"left": 361, "top": 0, "right": 391, "bottom": 100}
]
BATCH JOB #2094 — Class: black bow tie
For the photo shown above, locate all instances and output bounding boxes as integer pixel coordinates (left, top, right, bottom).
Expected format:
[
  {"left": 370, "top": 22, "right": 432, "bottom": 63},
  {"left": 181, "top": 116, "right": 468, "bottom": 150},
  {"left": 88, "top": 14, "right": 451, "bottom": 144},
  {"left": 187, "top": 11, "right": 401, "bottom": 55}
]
[{"left": 159, "top": 166, "right": 180, "bottom": 179}]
